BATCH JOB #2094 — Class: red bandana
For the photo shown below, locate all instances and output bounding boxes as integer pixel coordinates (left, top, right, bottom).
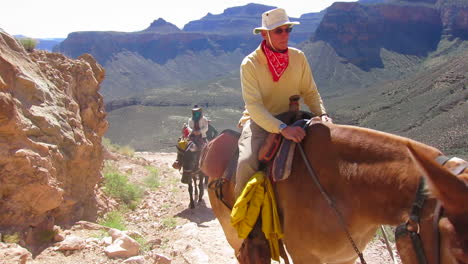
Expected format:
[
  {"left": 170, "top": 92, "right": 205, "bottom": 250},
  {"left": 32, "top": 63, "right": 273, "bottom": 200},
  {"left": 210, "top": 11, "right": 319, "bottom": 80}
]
[{"left": 261, "top": 40, "right": 289, "bottom": 82}]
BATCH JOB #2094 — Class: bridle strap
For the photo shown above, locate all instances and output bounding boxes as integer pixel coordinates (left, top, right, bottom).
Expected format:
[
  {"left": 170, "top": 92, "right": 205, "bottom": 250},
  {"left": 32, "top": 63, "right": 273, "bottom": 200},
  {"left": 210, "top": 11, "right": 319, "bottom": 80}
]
[
  {"left": 410, "top": 177, "right": 427, "bottom": 224},
  {"left": 208, "top": 178, "right": 232, "bottom": 210},
  {"left": 407, "top": 178, "right": 429, "bottom": 264}
]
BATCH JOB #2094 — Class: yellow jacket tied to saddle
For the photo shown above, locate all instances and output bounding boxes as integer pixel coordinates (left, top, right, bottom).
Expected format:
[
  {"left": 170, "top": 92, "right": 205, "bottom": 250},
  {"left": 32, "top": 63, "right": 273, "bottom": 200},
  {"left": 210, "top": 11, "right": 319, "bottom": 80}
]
[{"left": 231, "top": 171, "right": 284, "bottom": 261}]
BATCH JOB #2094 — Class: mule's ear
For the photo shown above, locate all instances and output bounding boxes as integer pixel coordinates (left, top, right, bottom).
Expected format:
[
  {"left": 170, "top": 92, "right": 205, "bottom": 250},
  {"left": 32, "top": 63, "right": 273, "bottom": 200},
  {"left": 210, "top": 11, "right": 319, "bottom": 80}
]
[{"left": 407, "top": 143, "right": 468, "bottom": 214}]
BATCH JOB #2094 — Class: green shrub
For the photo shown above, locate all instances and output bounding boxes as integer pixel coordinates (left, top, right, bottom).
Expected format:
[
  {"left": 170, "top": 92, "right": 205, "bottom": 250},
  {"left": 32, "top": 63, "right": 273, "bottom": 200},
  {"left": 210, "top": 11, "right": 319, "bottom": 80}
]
[
  {"left": 161, "top": 217, "right": 177, "bottom": 229},
  {"left": 3, "top": 233, "right": 20, "bottom": 243},
  {"left": 103, "top": 137, "right": 135, "bottom": 157},
  {"left": 103, "top": 167, "right": 142, "bottom": 208},
  {"left": 374, "top": 225, "right": 395, "bottom": 243},
  {"left": 144, "top": 166, "right": 160, "bottom": 188},
  {"left": 103, "top": 161, "right": 118, "bottom": 175},
  {"left": 120, "top": 145, "right": 135, "bottom": 157},
  {"left": 102, "top": 137, "right": 115, "bottom": 151},
  {"left": 98, "top": 211, "right": 126, "bottom": 230},
  {"left": 130, "top": 235, "right": 151, "bottom": 252},
  {"left": 37, "top": 229, "right": 57, "bottom": 243},
  {"left": 18, "top": 38, "right": 38, "bottom": 52}
]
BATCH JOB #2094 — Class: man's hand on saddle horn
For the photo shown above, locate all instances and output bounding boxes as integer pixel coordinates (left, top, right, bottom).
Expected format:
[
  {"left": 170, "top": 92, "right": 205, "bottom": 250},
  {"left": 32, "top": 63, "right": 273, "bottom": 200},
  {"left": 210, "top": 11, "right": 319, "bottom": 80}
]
[{"left": 280, "top": 126, "right": 305, "bottom": 143}]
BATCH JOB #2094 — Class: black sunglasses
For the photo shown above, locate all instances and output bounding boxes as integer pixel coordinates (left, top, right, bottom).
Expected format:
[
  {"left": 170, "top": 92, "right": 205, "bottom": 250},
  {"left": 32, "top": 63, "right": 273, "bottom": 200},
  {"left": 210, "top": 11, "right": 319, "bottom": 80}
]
[{"left": 273, "top": 27, "right": 293, "bottom": 35}]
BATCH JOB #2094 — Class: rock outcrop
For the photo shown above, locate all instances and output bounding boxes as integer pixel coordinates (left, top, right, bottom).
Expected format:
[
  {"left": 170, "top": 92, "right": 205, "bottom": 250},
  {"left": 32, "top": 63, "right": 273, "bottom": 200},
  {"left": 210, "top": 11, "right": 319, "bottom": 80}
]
[
  {"left": 142, "top": 18, "right": 182, "bottom": 33},
  {"left": 314, "top": 0, "right": 468, "bottom": 69},
  {"left": 437, "top": 0, "right": 468, "bottom": 40},
  {"left": 315, "top": 2, "right": 442, "bottom": 69},
  {"left": 183, "top": 3, "right": 321, "bottom": 43},
  {"left": 0, "top": 32, "right": 108, "bottom": 247}
]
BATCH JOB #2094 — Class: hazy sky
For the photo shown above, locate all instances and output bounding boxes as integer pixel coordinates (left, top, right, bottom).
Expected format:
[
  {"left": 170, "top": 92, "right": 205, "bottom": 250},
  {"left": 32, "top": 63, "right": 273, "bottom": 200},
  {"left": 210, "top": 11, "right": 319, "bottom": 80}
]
[{"left": 2, "top": 0, "right": 356, "bottom": 38}]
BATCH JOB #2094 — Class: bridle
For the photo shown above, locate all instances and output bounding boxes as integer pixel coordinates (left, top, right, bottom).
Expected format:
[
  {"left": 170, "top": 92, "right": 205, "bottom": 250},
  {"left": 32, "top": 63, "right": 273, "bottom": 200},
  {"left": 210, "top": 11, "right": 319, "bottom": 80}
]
[{"left": 395, "top": 155, "right": 468, "bottom": 264}]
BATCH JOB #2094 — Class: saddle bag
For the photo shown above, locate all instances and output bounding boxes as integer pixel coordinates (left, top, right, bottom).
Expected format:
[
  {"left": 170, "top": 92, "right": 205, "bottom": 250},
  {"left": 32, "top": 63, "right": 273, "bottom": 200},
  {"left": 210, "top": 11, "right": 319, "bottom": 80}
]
[
  {"left": 200, "top": 129, "right": 240, "bottom": 179},
  {"left": 177, "top": 138, "right": 188, "bottom": 151}
]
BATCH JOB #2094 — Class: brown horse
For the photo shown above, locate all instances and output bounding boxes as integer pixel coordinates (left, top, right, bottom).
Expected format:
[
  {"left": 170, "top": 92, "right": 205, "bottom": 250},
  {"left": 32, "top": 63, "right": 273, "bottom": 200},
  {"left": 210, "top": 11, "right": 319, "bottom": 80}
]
[{"left": 206, "top": 121, "right": 468, "bottom": 264}]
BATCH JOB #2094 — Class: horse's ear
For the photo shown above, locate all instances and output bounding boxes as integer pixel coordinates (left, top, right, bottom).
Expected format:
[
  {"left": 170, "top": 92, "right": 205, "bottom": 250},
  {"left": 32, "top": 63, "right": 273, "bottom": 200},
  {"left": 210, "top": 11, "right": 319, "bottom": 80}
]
[{"left": 407, "top": 143, "right": 468, "bottom": 214}]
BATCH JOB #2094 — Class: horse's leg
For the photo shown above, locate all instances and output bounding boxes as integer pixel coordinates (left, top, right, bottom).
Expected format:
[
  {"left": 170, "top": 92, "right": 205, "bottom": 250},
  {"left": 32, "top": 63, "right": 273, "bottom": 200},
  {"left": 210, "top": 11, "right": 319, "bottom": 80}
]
[
  {"left": 204, "top": 175, "right": 209, "bottom": 187},
  {"left": 198, "top": 172, "right": 204, "bottom": 203},
  {"left": 188, "top": 175, "right": 195, "bottom": 209},
  {"left": 193, "top": 173, "right": 199, "bottom": 202}
]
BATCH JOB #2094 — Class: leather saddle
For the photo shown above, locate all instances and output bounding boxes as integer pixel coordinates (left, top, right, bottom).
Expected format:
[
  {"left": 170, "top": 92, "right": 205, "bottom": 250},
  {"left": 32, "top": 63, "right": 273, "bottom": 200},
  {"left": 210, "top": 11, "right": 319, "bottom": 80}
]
[{"left": 199, "top": 110, "right": 313, "bottom": 183}]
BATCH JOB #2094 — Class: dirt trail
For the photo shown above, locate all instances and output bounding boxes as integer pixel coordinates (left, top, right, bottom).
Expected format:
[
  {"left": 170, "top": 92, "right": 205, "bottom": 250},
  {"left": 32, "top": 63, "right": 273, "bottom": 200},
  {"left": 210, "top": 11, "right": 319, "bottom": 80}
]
[{"left": 29, "top": 151, "right": 401, "bottom": 264}]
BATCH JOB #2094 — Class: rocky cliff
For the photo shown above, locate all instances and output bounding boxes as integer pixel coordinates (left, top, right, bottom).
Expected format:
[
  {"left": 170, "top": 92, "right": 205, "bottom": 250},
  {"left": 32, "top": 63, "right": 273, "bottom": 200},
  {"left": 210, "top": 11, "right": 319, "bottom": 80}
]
[
  {"left": 314, "top": 0, "right": 468, "bottom": 69},
  {"left": 0, "top": 32, "right": 107, "bottom": 247},
  {"left": 183, "top": 3, "right": 322, "bottom": 43},
  {"left": 142, "top": 18, "right": 182, "bottom": 33},
  {"left": 315, "top": 2, "right": 442, "bottom": 69},
  {"left": 437, "top": 0, "right": 468, "bottom": 40}
]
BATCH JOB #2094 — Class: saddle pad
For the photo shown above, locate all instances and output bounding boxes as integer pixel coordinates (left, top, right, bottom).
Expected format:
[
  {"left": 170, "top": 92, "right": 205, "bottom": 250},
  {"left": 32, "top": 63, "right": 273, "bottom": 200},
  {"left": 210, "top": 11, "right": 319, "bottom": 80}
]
[
  {"left": 271, "top": 140, "right": 296, "bottom": 182},
  {"left": 270, "top": 119, "right": 309, "bottom": 182},
  {"left": 200, "top": 129, "right": 240, "bottom": 179}
]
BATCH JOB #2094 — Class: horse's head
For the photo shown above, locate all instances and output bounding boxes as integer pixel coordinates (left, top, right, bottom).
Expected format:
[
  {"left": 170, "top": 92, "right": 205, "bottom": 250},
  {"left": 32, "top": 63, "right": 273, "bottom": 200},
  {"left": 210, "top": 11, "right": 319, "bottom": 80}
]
[{"left": 408, "top": 144, "right": 468, "bottom": 264}]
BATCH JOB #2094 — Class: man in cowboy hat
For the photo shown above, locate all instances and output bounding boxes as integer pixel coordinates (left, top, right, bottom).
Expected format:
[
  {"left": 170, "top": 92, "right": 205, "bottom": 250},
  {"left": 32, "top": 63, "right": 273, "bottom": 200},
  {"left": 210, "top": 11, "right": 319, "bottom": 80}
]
[
  {"left": 187, "top": 105, "right": 209, "bottom": 146},
  {"left": 172, "top": 105, "right": 209, "bottom": 171},
  {"left": 235, "top": 8, "right": 332, "bottom": 197}
]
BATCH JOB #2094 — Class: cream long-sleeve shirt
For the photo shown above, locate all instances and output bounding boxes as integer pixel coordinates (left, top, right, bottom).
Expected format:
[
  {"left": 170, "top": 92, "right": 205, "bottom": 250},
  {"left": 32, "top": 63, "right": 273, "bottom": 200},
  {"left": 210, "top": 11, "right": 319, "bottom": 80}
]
[
  {"left": 188, "top": 117, "right": 209, "bottom": 138},
  {"left": 238, "top": 45, "right": 327, "bottom": 133}
]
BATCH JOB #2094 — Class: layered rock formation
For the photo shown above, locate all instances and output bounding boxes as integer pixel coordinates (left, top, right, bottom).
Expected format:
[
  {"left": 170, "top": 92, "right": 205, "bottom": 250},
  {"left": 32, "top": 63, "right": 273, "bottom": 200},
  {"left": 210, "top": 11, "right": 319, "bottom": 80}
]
[
  {"left": 183, "top": 3, "right": 323, "bottom": 42},
  {"left": 437, "top": 0, "right": 468, "bottom": 39},
  {"left": 142, "top": 18, "right": 182, "bottom": 33},
  {"left": 314, "top": 0, "right": 468, "bottom": 69},
  {"left": 315, "top": 2, "right": 442, "bottom": 69},
  {"left": 0, "top": 32, "right": 107, "bottom": 246}
]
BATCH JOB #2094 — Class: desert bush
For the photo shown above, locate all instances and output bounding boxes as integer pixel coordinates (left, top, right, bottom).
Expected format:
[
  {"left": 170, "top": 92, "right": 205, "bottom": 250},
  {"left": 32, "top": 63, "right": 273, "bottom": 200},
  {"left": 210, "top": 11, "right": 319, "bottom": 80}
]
[
  {"left": 161, "top": 217, "right": 177, "bottom": 229},
  {"left": 99, "top": 211, "right": 127, "bottom": 230},
  {"left": 103, "top": 137, "right": 135, "bottom": 157},
  {"left": 3, "top": 233, "right": 20, "bottom": 243},
  {"left": 38, "top": 229, "right": 57, "bottom": 243},
  {"left": 144, "top": 166, "right": 160, "bottom": 188},
  {"left": 374, "top": 225, "right": 395, "bottom": 243},
  {"left": 103, "top": 164, "right": 142, "bottom": 208},
  {"left": 129, "top": 234, "right": 151, "bottom": 252},
  {"left": 18, "top": 38, "right": 38, "bottom": 52}
]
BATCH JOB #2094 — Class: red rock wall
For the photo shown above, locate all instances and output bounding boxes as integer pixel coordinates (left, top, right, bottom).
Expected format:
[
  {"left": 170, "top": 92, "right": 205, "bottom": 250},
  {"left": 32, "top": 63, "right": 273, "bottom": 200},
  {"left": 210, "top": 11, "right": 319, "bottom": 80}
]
[{"left": 0, "top": 32, "right": 108, "bottom": 241}]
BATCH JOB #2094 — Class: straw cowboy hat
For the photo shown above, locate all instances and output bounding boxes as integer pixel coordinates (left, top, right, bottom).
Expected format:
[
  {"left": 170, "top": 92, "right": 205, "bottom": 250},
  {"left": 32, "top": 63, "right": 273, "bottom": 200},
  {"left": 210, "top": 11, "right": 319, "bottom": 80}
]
[{"left": 253, "top": 8, "right": 300, "bottom": 34}]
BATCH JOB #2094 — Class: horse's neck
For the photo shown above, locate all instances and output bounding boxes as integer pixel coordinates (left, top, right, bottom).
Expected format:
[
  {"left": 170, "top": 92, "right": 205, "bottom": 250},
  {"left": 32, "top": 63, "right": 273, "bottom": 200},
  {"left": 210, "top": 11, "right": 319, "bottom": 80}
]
[{"left": 302, "top": 123, "right": 442, "bottom": 224}]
